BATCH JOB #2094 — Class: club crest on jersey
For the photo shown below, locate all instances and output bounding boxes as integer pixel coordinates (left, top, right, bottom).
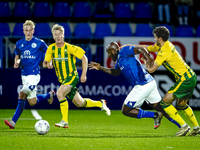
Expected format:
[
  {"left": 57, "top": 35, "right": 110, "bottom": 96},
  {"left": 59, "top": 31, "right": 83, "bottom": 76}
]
[
  {"left": 31, "top": 43, "right": 37, "bottom": 48},
  {"left": 65, "top": 49, "right": 67, "bottom": 53}
]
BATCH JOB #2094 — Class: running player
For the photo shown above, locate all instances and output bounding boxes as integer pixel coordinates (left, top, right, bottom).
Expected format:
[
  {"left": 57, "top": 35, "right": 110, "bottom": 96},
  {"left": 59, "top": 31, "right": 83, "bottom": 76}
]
[
  {"left": 89, "top": 42, "right": 181, "bottom": 130},
  {"left": 5, "top": 20, "right": 55, "bottom": 129},
  {"left": 43, "top": 24, "right": 110, "bottom": 128},
  {"left": 141, "top": 26, "right": 199, "bottom": 136}
]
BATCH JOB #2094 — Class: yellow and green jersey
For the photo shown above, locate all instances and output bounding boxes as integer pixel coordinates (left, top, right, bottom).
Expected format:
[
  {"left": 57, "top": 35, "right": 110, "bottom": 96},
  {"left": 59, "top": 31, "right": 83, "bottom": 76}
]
[
  {"left": 45, "top": 42, "right": 85, "bottom": 83},
  {"left": 148, "top": 41, "right": 195, "bottom": 82}
]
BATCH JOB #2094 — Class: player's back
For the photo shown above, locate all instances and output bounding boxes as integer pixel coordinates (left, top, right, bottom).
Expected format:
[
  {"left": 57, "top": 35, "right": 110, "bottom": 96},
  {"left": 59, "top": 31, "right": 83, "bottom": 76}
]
[
  {"left": 161, "top": 41, "right": 194, "bottom": 81},
  {"left": 115, "top": 46, "right": 154, "bottom": 86}
]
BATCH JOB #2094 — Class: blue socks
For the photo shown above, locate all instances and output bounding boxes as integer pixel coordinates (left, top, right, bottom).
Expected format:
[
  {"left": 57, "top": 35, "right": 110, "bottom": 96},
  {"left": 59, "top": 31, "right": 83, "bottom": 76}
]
[
  {"left": 137, "top": 108, "right": 155, "bottom": 119},
  {"left": 37, "top": 93, "right": 50, "bottom": 104},
  {"left": 168, "top": 117, "right": 181, "bottom": 128},
  {"left": 12, "top": 99, "right": 26, "bottom": 123},
  {"left": 12, "top": 93, "right": 50, "bottom": 123}
]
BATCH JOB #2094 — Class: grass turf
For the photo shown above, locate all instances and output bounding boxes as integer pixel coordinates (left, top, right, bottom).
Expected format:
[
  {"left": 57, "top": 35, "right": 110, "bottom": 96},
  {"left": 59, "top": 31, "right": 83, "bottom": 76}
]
[{"left": 0, "top": 109, "right": 200, "bottom": 150}]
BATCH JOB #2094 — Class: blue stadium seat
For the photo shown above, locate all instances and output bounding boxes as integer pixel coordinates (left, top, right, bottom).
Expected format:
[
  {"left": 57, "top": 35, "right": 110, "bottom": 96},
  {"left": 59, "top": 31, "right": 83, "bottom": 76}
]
[
  {"left": 134, "top": 24, "right": 153, "bottom": 37},
  {"left": 115, "top": 23, "right": 132, "bottom": 36},
  {"left": 71, "top": 1, "right": 91, "bottom": 22},
  {"left": 0, "top": 2, "right": 11, "bottom": 17},
  {"left": 33, "top": 2, "right": 51, "bottom": 18},
  {"left": 94, "top": 23, "right": 112, "bottom": 38},
  {"left": 13, "top": 2, "right": 31, "bottom": 18},
  {"left": 53, "top": 2, "right": 71, "bottom": 18},
  {"left": 134, "top": 2, "right": 152, "bottom": 23},
  {"left": 176, "top": 25, "right": 194, "bottom": 37},
  {"left": 58, "top": 23, "right": 71, "bottom": 37},
  {"left": 196, "top": 25, "right": 200, "bottom": 37},
  {"left": 12, "top": 23, "right": 24, "bottom": 36},
  {"left": 0, "top": 23, "right": 10, "bottom": 36},
  {"left": 34, "top": 23, "right": 52, "bottom": 37},
  {"left": 84, "top": 45, "right": 92, "bottom": 62},
  {"left": 92, "top": 0, "right": 112, "bottom": 22},
  {"left": 74, "top": 23, "right": 92, "bottom": 38},
  {"left": 114, "top": 3, "right": 132, "bottom": 19}
]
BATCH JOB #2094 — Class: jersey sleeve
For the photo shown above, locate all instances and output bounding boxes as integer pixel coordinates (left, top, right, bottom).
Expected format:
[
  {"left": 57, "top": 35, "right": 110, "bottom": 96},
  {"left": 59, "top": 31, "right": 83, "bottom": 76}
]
[
  {"left": 147, "top": 44, "right": 160, "bottom": 52},
  {"left": 154, "top": 47, "right": 170, "bottom": 66},
  {"left": 44, "top": 46, "right": 52, "bottom": 62},
  {"left": 40, "top": 40, "right": 48, "bottom": 53},
  {"left": 68, "top": 44, "right": 85, "bottom": 59}
]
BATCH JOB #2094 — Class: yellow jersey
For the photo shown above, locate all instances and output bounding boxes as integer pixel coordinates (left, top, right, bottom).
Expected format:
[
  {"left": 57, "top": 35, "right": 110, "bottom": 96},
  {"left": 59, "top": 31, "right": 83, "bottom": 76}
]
[
  {"left": 45, "top": 42, "right": 85, "bottom": 83},
  {"left": 148, "top": 41, "right": 194, "bottom": 82}
]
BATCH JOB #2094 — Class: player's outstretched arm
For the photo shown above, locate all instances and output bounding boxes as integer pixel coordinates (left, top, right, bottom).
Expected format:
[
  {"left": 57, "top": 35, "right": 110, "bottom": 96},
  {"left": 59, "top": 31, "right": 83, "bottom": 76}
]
[
  {"left": 88, "top": 62, "right": 121, "bottom": 76},
  {"left": 134, "top": 46, "right": 154, "bottom": 67},
  {"left": 120, "top": 44, "right": 148, "bottom": 50}
]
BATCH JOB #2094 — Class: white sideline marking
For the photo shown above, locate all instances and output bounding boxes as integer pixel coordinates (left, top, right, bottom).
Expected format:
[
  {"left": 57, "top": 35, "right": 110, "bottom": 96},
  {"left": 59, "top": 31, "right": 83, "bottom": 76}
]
[{"left": 31, "top": 109, "right": 42, "bottom": 120}]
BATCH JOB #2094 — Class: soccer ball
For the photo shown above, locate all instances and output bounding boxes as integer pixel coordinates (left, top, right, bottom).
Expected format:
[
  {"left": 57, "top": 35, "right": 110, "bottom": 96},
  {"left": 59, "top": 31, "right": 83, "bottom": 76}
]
[{"left": 35, "top": 120, "right": 50, "bottom": 135}]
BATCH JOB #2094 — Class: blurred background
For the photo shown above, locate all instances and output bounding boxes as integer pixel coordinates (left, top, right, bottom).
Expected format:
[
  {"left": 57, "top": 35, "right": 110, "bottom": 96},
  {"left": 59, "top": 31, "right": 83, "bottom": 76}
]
[{"left": 0, "top": 0, "right": 199, "bottom": 110}]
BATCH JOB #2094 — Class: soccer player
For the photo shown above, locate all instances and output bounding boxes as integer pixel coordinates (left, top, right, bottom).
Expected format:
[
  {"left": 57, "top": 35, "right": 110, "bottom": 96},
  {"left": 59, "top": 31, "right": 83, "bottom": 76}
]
[
  {"left": 140, "top": 26, "right": 200, "bottom": 136},
  {"left": 43, "top": 24, "right": 110, "bottom": 128},
  {"left": 89, "top": 42, "right": 180, "bottom": 130},
  {"left": 4, "top": 20, "right": 55, "bottom": 129}
]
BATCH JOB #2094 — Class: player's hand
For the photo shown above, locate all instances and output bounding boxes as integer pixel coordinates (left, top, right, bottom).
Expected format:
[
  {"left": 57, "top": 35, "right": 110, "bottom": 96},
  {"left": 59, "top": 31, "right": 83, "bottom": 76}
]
[
  {"left": 80, "top": 75, "right": 87, "bottom": 83},
  {"left": 146, "top": 57, "right": 154, "bottom": 68},
  {"left": 48, "top": 64, "right": 53, "bottom": 69},
  {"left": 13, "top": 63, "right": 19, "bottom": 68},
  {"left": 88, "top": 62, "right": 101, "bottom": 70}
]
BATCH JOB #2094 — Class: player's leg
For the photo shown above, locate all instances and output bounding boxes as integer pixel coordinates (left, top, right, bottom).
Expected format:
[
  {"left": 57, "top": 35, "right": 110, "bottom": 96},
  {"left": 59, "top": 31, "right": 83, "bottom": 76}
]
[
  {"left": 177, "top": 99, "right": 200, "bottom": 136},
  {"left": 4, "top": 91, "right": 26, "bottom": 129},
  {"left": 28, "top": 90, "right": 55, "bottom": 106},
  {"left": 160, "top": 92, "right": 190, "bottom": 136},
  {"left": 72, "top": 91, "right": 111, "bottom": 116},
  {"left": 55, "top": 84, "right": 71, "bottom": 128},
  {"left": 27, "top": 75, "right": 55, "bottom": 105},
  {"left": 177, "top": 75, "right": 200, "bottom": 136},
  {"left": 122, "top": 82, "right": 158, "bottom": 119},
  {"left": 146, "top": 80, "right": 181, "bottom": 129}
]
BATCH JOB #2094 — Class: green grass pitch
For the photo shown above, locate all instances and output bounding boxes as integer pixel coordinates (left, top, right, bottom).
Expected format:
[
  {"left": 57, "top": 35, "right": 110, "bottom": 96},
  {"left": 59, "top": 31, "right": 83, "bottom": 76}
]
[{"left": 0, "top": 109, "right": 200, "bottom": 150}]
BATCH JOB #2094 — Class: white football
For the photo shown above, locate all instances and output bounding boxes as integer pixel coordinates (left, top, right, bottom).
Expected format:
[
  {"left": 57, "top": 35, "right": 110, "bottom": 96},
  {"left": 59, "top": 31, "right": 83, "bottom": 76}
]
[{"left": 35, "top": 120, "right": 50, "bottom": 135}]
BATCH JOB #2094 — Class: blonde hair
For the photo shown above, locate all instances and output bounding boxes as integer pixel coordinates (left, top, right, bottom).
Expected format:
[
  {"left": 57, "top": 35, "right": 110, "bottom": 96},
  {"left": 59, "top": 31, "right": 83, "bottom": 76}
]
[
  {"left": 51, "top": 24, "right": 64, "bottom": 34},
  {"left": 23, "top": 20, "right": 35, "bottom": 29}
]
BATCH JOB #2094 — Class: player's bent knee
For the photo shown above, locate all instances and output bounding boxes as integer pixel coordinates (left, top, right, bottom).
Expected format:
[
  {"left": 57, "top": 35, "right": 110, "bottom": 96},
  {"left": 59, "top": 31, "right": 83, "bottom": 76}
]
[
  {"left": 122, "top": 109, "right": 129, "bottom": 116},
  {"left": 18, "top": 92, "right": 27, "bottom": 99},
  {"left": 57, "top": 92, "right": 65, "bottom": 100},
  {"left": 28, "top": 98, "right": 37, "bottom": 106},
  {"left": 75, "top": 101, "right": 85, "bottom": 107}
]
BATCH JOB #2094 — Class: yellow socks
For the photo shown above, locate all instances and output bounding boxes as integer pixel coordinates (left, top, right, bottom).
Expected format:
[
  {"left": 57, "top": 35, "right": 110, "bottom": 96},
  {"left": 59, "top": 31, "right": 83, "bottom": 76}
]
[
  {"left": 182, "top": 105, "right": 199, "bottom": 127},
  {"left": 84, "top": 98, "right": 102, "bottom": 108},
  {"left": 59, "top": 98, "right": 68, "bottom": 123},
  {"left": 161, "top": 100, "right": 186, "bottom": 126}
]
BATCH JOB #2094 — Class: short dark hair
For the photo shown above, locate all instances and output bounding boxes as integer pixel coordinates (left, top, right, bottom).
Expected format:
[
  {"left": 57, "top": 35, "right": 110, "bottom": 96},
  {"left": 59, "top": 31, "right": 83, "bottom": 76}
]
[
  {"left": 106, "top": 42, "right": 119, "bottom": 51},
  {"left": 153, "top": 26, "right": 169, "bottom": 41}
]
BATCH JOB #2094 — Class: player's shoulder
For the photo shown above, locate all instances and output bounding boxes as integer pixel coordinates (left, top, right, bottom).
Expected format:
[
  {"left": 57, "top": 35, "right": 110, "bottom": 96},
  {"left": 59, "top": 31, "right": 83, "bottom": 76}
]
[
  {"left": 33, "top": 36, "right": 46, "bottom": 43},
  {"left": 16, "top": 38, "right": 25, "bottom": 45},
  {"left": 162, "top": 41, "right": 173, "bottom": 52},
  {"left": 48, "top": 43, "right": 56, "bottom": 48}
]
